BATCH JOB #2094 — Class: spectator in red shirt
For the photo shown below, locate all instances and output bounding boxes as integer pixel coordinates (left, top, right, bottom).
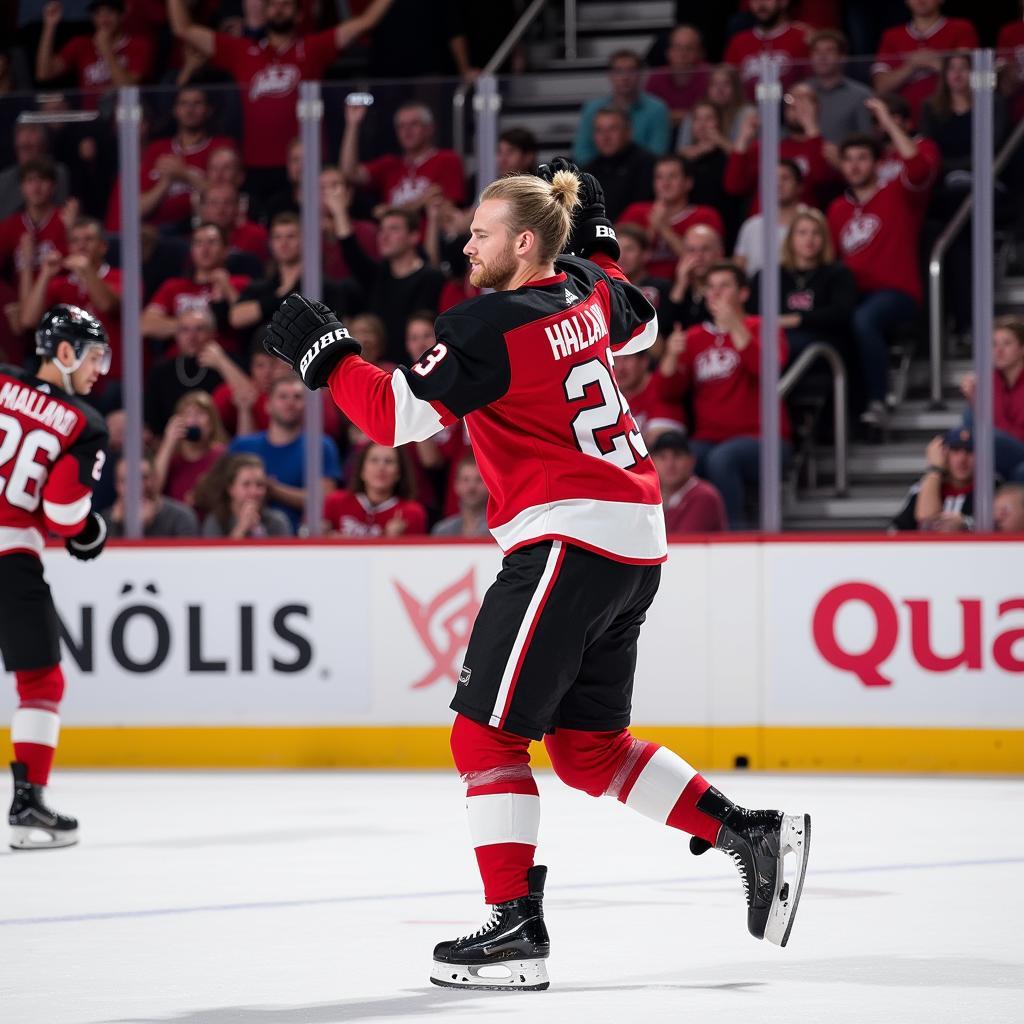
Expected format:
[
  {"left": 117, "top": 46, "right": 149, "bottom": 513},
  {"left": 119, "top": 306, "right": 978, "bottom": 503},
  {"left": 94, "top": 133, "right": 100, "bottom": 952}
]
[
  {"left": 657, "top": 263, "right": 790, "bottom": 527},
  {"left": 960, "top": 318, "right": 1024, "bottom": 483},
  {"left": 323, "top": 443, "right": 427, "bottom": 538},
  {"left": 168, "top": 0, "right": 395, "bottom": 203},
  {"left": 827, "top": 115, "right": 931, "bottom": 430},
  {"left": 106, "top": 86, "right": 237, "bottom": 234},
  {"left": 650, "top": 430, "right": 727, "bottom": 533},
  {"left": 36, "top": 0, "right": 154, "bottom": 100},
  {"left": 873, "top": 93, "right": 941, "bottom": 204},
  {"left": 198, "top": 183, "right": 270, "bottom": 265},
  {"left": 152, "top": 389, "right": 229, "bottom": 507},
  {"left": 645, "top": 25, "right": 711, "bottom": 129},
  {"left": 0, "top": 159, "right": 68, "bottom": 284},
  {"left": 872, "top": 0, "right": 978, "bottom": 124},
  {"left": 725, "top": 81, "right": 835, "bottom": 213},
  {"left": 211, "top": 337, "right": 277, "bottom": 438},
  {"left": 612, "top": 350, "right": 687, "bottom": 443},
  {"left": 723, "top": 0, "right": 810, "bottom": 97},
  {"left": 618, "top": 155, "right": 725, "bottom": 280},
  {"left": 890, "top": 428, "right": 977, "bottom": 532},
  {"left": 18, "top": 216, "right": 122, "bottom": 382},
  {"left": 340, "top": 99, "right": 466, "bottom": 214},
  {"left": 142, "top": 222, "right": 250, "bottom": 349}
]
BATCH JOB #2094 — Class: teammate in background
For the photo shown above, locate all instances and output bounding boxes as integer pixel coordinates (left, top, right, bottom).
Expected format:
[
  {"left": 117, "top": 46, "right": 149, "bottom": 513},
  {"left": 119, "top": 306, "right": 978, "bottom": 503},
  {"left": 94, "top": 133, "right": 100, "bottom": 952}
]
[
  {"left": 263, "top": 160, "right": 810, "bottom": 990},
  {"left": 0, "top": 305, "right": 110, "bottom": 850}
]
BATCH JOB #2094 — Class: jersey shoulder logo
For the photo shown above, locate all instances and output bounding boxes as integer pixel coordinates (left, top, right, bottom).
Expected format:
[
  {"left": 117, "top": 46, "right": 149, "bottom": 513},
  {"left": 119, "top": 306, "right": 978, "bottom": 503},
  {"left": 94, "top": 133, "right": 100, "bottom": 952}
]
[{"left": 564, "top": 288, "right": 580, "bottom": 306}]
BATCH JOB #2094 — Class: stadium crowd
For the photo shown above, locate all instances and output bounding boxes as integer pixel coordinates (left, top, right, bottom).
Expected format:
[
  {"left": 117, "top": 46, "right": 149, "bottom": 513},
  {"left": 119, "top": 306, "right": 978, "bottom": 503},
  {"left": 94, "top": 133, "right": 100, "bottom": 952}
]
[{"left": 1, "top": 0, "right": 1023, "bottom": 535}]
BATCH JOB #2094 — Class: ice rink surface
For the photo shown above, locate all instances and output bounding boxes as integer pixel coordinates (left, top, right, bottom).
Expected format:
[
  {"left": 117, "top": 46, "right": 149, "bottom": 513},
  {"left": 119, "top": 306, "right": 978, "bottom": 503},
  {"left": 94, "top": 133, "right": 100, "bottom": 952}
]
[{"left": 1, "top": 770, "right": 1021, "bottom": 1024}]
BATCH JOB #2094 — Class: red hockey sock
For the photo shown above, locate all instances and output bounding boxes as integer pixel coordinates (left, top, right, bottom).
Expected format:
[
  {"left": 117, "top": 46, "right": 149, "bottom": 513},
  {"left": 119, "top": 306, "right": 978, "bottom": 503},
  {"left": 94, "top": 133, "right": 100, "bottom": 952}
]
[
  {"left": 12, "top": 665, "right": 65, "bottom": 786},
  {"left": 546, "top": 728, "right": 723, "bottom": 846},
  {"left": 450, "top": 714, "right": 538, "bottom": 905}
]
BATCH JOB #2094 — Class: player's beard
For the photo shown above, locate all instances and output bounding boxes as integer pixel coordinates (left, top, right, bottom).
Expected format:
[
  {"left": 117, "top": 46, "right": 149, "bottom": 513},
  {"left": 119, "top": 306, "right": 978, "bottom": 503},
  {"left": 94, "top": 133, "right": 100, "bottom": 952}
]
[
  {"left": 470, "top": 241, "right": 518, "bottom": 290},
  {"left": 267, "top": 15, "right": 296, "bottom": 33}
]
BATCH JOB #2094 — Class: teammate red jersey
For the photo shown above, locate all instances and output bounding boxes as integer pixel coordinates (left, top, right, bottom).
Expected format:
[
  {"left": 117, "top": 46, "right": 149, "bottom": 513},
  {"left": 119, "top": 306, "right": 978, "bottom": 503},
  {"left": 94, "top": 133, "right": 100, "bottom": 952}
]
[
  {"left": 0, "top": 365, "right": 106, "bottom": 557},
  {"left": 1, "top": 304, "right": 110, "bottom": 853}
]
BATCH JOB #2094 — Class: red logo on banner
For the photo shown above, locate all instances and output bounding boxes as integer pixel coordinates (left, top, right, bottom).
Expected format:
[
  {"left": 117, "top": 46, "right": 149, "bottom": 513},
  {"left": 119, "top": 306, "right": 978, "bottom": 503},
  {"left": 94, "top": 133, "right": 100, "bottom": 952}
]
[
  {"left": 812, "top": 582, "right": 1024, "bottom": 686},
  {"left": 395, "top": 569, "right": 481, "bottom": 689}
]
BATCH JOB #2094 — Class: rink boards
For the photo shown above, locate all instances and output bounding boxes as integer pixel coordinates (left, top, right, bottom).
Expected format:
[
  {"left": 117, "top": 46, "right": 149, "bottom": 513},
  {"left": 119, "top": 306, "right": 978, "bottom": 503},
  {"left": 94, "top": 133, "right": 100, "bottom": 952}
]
[{"left": 1, "top": 536, "right": 1021, "bottom": 773}]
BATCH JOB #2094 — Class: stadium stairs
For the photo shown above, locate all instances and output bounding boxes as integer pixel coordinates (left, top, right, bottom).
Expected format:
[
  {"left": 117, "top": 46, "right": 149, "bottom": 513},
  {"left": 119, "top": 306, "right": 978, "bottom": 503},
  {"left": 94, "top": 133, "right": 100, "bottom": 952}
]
[{"left": 500, "top": 0, "right": 1017, "bottom": 531}]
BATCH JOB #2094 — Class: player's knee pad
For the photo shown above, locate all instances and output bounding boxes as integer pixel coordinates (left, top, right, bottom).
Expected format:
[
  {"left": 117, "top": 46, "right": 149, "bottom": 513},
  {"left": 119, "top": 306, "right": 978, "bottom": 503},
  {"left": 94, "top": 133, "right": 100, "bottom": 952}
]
[
  {"left": 14, "top": 664, "right": 65, "bottom": 710},
  {"left": 449, "top": 712, "right": 531, "bottom": 777},
  {"left": 543, "top": 728, "right": 635, "bottom": 798}
]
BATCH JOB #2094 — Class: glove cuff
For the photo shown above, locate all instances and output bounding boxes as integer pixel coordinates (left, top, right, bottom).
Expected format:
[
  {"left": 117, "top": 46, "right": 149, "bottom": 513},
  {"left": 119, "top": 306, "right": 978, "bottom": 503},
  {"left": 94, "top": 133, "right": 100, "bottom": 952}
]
[
  {"left": 68, "top": 511, "right": 105, "bottom": 552},
  {"left": 574, "top": 218, "right": 620, "bottom": 262},
  {"left": 298, "top": 325, "right": 362, "bottom": 390}
]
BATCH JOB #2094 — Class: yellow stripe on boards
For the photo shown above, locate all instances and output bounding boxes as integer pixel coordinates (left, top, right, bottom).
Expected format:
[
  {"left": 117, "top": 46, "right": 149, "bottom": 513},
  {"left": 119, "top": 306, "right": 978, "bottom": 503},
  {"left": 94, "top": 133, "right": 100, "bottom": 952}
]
[{"left": 1, "top": 726, "right": 1021, "bottom": 773}]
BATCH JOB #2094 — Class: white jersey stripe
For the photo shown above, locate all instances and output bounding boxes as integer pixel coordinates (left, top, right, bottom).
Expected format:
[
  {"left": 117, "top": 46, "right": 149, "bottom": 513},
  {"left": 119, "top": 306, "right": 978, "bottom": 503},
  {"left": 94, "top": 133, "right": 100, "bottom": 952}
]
[
  {"left": 11, "top": 708, "right": 60, "bottom": 748},
  {"left": 43, "top": 492, "right": 92, "bottom": 527},
  {"left": 489, "top": 540, "right": 564, "bottom": 729},
  {"left": 466, "top": 792, "right": 541, "bottom": 847},
  {"left": 0, "top": 525, "right": 44, "bottom": 557},
  {"left": 623, "top": 746, "right": 698, "bottom": 823},
  {"left": 612, "top": 315, "right": 658, "bottom": 356},
  {"left": 391, "top": 371, "right": 445, "bottom": 446},
  {"left": 490, "top": 498, "right": 667, "bottom": 563}
]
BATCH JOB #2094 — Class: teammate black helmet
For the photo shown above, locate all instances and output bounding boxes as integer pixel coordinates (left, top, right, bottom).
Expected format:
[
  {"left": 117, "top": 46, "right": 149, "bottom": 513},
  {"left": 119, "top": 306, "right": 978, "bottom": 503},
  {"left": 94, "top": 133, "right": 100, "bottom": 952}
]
[{"left": 36, "top": 304, "right": 109, "bottom": 364}]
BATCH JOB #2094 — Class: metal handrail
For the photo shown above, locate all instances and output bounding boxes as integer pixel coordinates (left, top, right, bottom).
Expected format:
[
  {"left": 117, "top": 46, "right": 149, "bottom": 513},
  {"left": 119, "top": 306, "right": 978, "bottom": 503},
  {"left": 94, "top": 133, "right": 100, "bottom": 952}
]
[
  {"left": 928, "top": 112, "right": 1024, "bottom": 406},
  {"left": 778, "top": 342, "right": 849, "bottom": 496},
  {"left": 452, "top": 0, "right": 547, "bottom": 163}
]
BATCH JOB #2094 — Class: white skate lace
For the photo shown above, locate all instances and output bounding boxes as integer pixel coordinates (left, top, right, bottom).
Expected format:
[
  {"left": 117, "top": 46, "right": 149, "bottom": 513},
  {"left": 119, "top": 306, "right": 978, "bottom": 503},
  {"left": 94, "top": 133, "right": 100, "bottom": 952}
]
[{"left": 461, "top": 906, "right": 502, "bottom": 941}]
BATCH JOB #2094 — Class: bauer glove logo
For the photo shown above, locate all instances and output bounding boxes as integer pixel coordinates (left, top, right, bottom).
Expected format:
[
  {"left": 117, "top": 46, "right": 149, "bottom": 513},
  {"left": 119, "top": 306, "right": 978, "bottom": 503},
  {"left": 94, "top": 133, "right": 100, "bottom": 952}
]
[
  {"left": 594, "top": 224, "right": 617, "bottom": 239},
  {"left": 300, "top": 326, "right": 352, "bottom": 379}
]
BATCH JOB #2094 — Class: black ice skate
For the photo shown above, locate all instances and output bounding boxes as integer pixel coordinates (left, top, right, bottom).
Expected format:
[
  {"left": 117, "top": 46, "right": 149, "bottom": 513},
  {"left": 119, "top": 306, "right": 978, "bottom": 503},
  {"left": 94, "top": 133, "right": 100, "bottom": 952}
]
[
  {"left": 431, "top": 865, "right": 550, "bottom": 991},
  {"left": 9, "top": 762, "right": 79, "bottom": 851},
  {"left": 691, "top": 788, "right": 810, "bottom": 946}
]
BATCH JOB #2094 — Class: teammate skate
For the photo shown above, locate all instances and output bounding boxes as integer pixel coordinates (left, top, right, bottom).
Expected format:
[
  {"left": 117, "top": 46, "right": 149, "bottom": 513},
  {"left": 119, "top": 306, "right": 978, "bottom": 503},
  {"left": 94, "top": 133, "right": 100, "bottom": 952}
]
[
  {"left": 1, "top": 305, "right": 110, "bottom": 850},
  {"left": 263, "top": 159, "right": 810, "bottom": 989}
]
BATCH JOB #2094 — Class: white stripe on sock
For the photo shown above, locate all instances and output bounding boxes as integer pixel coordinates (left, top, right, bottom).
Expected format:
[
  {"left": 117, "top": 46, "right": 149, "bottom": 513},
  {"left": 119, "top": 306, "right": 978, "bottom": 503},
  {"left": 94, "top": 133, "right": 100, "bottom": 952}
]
[
  {"left": 623, "top": 746, "right": 697, "bottom": 824},
  {"left": 11, "top": 707, "right": 60, "bottom": 747},
  {"left": 466, "top": 792, "right": 541, "bottom": 847}
]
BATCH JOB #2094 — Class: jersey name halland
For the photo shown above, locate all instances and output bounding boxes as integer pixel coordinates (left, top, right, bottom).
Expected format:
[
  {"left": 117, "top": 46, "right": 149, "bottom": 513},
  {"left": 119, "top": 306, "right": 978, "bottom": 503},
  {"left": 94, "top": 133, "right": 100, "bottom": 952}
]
[
  {"left": 544, "top": 302, "right": 609, "bottom": 361},
  {"left": 0, "top": 381, "right": 77, "bottom": 436}
]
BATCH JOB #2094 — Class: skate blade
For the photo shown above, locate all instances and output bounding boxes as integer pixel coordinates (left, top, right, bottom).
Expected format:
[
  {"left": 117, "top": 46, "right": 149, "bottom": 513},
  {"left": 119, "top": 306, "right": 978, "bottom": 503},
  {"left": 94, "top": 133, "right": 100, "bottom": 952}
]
[
  {"left": 10, "top": 825, "right": 79, "bottom": 851},
  {"left": 429, "top": 958, "right": 550, "bottom": 991},
  {"left": 764, "top": 813, "right": 810, "bottom": 948}
]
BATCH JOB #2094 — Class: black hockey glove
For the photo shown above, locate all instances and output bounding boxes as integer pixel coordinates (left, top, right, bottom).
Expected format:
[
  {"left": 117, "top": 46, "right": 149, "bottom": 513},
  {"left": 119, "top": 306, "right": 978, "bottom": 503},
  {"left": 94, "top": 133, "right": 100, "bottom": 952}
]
[
  {"left": 536, "top": 156, "right": 620, "bottom": 262},
  {"left": 66, "top": 511, "right": 106, "bottom": 562},
  {"left": 264, "top": 293, "right": 362, "bottom": 390}
]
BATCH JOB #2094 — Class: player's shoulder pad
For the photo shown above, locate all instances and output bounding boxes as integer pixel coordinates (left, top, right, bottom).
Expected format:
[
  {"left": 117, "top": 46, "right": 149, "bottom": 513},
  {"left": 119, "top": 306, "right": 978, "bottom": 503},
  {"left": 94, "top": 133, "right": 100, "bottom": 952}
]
[
  {"left": 556, "top": 253, "right": 610, "bottom": 288},
  {"left": 64, "top": 391, "right": 109, "bottom": 448},
  {"left": 435, "top": 296, "right": 513, "bottom": 350}
]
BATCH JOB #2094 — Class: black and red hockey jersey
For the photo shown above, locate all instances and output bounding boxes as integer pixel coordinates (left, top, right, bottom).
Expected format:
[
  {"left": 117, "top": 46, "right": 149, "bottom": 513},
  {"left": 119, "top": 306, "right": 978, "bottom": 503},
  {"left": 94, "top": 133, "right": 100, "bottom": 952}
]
[
  {"left": 328, "top": 253, "right": 667, "bottom": 564},
  {"left": 0, "top": 365, "right": 108, "bottom": 558}
]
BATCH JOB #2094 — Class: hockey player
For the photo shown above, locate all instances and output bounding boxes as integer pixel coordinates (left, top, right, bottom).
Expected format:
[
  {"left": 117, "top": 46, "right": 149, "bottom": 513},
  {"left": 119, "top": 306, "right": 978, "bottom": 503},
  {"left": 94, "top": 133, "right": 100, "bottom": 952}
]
[
  {"left": 263, "top": 160, "right": 810, "bottom": 990},
  {"left": 0, "top": 305, "right": 110, "bottom": 850}
]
